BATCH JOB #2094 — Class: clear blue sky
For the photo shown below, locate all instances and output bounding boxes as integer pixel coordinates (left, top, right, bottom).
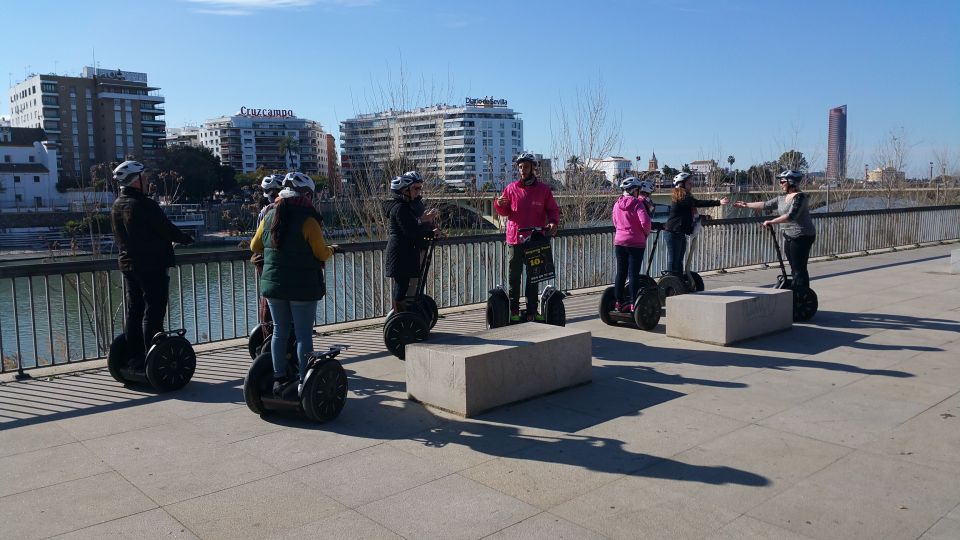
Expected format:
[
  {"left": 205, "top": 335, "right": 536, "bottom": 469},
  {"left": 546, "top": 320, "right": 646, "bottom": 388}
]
[{"left": 2, "top": 0, "right": 958, "bottom": 176}]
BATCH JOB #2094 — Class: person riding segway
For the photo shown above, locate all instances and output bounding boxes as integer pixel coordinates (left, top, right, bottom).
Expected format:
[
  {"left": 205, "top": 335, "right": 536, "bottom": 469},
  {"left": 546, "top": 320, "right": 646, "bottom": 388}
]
[
  {"left": 382, "top": 171, "right": 441, "bottom": 359},
  {"left": 487, "top": 151, "right": 565, "bottom": 328},
  {"left": 107, "top": 160, "right": 197, "bottom": 392},
  {"left": 659, "top": 171, "right": 729, "bottom": 297},
  {"left": 248, "top": 173, "right": 294, "bottom": 359},
  {"left": 734, "top": 170, "right": 818, "bottom": 321}
]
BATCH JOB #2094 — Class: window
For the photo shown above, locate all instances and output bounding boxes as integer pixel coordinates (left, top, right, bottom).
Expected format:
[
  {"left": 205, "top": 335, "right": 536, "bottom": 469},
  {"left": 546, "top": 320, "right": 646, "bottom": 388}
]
[
  {"left": 29, "top": 156, "right": 35, "bottom": 163},
  {"left": 14, "top": 176, "right": 21, "bottom": 183},
  {"left": 3, "top": 155, "right": 9, "bottom": 163},
  {"left": 34, "top": 196, "right": 43, "bottom": 208},
  {"left": 34, "top": 175, "right": 40, "bottom": 183},
  {"left": 15, "top": 194, "right": 22, "bottom": 202}
]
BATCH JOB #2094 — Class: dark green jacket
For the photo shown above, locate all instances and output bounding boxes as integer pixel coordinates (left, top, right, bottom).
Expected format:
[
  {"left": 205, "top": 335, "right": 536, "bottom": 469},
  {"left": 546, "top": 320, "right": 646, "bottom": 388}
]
[{"left": 259, "top": 205, "right": 325, "bottom": 301}]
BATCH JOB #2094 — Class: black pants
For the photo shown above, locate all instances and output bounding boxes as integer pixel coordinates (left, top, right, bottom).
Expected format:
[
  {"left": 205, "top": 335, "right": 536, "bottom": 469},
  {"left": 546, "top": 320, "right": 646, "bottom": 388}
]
[
  {"left": 664, "top": 230, "right": 687, "bottom": 276},
  {"left": 122, "top": 267, "right": 169, "bottom": 359},
  {"left": 508, "top": 244, "right": 538, "bottom": 313},
  {"left": 391, "top": 277, "right": 411, "bottom": 302},
  {"left": 784, "top": 234, "right": 815, "bottom": 290},
  {"left": 614, "top": 245, "right": 645, "bottom": 305}
]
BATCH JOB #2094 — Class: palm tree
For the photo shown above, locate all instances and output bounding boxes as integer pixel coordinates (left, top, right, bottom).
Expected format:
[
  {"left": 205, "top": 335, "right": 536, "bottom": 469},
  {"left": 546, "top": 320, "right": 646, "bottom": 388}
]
[
  {"left": 727, "top": 155, "right": 735, "bottom": 170},
  {"left": 566, "top": 155, "right": 582, "bottom": 171},
  {"left": 278, "top": 135, "right": 300, "bottom": 171}
]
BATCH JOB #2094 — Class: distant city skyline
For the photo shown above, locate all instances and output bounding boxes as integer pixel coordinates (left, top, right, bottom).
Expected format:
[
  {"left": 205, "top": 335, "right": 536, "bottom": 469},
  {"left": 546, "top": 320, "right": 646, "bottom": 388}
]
[{"left": 1, "top": 0, "right": 958, "bottom": 177}]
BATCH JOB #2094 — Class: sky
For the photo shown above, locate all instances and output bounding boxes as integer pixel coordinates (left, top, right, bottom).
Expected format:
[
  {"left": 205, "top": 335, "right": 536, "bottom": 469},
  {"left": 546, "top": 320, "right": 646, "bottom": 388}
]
[{"left": 2, "top": 0, "right": 958, "bottom": 176}]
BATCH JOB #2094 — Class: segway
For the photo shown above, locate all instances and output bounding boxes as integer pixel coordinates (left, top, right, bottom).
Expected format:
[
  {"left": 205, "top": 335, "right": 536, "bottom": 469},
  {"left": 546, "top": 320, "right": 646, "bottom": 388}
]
[
  {"left": 107, "top": 330, "right": 196, "bottom": 392},
  {"left": 382, "top": 233, "right": 440, "bottom": 359},
  {"left": 243, "top": 344, "right": 349, "bottom": 422},
  {"left": 657, "top": 215, "right": 709, "bottom": 297},
  {"left": 248, "top": 322, "right": 297, "bottom": 360},
  {"left": 598, "top": 223, "right": 664, "bottom": 330},
  {"left": 487, "top": 227, "right": 567, "bottom": 329},
  {"left": 768, "top": 227, "right": 818, "bottom": 321}
]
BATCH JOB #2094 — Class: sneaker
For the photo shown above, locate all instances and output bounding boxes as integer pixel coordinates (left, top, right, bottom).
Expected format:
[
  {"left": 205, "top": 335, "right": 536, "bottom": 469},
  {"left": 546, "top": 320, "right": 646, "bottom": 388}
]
[
  {"left": 272, "top": 377, "right": 288, "bottom": 397},
  {"left": 127, "top": 357, "right": 145, "bottom": 371},
  {"left": 510, "top": 308, "right": 521, "bottom": 323},
  {"left": 533, "top": 313, "right": 545, "bottom": 322},
  {"left": 626, "top": 303, "right": 635, "bottom": 313},
  {"left": 617, "top": 302, "right": 631, "bottom": 313},
  {"left": 613, "top": 301, "right": 622, "bottom": 312}
]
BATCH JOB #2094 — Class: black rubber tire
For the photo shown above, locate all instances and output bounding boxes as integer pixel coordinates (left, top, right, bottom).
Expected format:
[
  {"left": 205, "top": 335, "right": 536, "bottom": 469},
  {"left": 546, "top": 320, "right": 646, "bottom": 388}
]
[
  {"left": 634, "top": 276, "right": 658, "bottom": 290},
  {"left": 793, "top": 288, "right": 818, "bottom": 322},
  {"left": 248, "top": 323, "right": 267, "bottom": 360},
  {"left": 545, "top": 295, "right": 566, "bottom": 327},
  {"left": 383, "top": 312, "right": 429, "bottom": 360},
  {"left": 486, "top": 293, "right": 510, "bottom": 329},
  {"left": 633, "top": 290, "right": 662, "bottom": 330},
  {"left": 302, "top": 360, "right": 348, "bottom": 422},
  {"left": 145, "top": 336, "right": 196, "bottom": 392},
  {"left": 598, "top": 287, "right": 616, "bottom": 326},
  {"left": 259, "top": 330, "right": 296, "bottom": 359},
  {"left": 243, "top": 352, "right": 274, "bottom": 415},
  {"left": 420, "top": 294, "right": 439, "bottom": 329},
  {"left": 107, "top": 334, "right": 128, "bottom": 384},
  {"left": 658, "top": 274, "right": 690, "bottom": 301},
  {"left": 689, "top": 272, "right": 705, "bottom": 292}
]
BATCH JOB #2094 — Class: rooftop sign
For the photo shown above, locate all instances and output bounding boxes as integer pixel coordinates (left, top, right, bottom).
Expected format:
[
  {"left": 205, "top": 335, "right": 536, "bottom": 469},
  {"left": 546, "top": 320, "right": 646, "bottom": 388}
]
[
  {"left": 82, "top": 67, "right": 148, "bottom": 83},
  {"left": 466, "top": 97, "right": 508, "bottom": 108},
  {"left": 237, "top": 107, "right": 296, "bottom": 118}
]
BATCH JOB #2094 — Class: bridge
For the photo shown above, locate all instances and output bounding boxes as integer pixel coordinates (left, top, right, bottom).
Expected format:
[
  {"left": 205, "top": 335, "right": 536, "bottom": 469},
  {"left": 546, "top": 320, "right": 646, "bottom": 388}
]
[{"left": 428, "top": 187, "right": 960, "bottom": 228}]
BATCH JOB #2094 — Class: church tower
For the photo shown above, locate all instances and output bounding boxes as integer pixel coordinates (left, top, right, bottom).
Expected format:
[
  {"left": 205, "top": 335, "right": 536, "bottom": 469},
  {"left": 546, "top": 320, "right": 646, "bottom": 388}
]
[{"left": 648, "top": 151, "right": 659, "bottom": 172}]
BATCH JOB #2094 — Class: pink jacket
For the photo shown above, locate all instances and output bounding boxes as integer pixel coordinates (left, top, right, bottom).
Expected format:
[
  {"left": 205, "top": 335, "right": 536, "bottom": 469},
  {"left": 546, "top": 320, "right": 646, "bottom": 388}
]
[
  {"left": 612, "top": 194, "right": 652, "bottom": 247},
  {"left": 493, "top": 179, "right": 561, "bottom": 245}
]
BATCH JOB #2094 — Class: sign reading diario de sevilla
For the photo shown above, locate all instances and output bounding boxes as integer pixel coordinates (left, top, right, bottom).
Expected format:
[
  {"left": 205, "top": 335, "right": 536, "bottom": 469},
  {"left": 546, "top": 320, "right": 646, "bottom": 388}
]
[
  {"left": 237, "top": 107, "right": 295, "bottom": 118},
  {"left": 465, "top": 97, "right": 508, "bottom": 107}
]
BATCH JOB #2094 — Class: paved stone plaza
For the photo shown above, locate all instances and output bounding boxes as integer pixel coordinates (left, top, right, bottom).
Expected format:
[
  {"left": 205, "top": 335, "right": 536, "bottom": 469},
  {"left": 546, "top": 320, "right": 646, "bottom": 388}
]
[{"left": 1, "top": 243, "right": 959, "bottom": 539}]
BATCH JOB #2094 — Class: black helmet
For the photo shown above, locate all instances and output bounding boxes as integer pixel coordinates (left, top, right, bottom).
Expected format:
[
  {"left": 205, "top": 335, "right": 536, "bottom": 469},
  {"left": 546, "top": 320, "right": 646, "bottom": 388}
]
[{"left": 777, "top": 170, "right": 803, "bottom": 186}]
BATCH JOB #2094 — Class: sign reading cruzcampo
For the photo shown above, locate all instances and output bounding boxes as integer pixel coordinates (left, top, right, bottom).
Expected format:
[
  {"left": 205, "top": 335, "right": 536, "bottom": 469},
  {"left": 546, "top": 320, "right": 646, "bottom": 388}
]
[{"left": 237, "top": 107, "right": 296, "bottom": 118}]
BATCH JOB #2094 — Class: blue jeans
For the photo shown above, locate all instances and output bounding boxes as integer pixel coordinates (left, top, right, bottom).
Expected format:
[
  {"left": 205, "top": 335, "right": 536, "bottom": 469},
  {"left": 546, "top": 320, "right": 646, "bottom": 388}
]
[
  {"left": 664, "top": 230, "right": 687, "bottom": 276},
  {"left": 266, "top": 298, "right": 317, "bottom": 381},
  {"left": 614, "top": 245, "right": 645, "bottom": 305}
]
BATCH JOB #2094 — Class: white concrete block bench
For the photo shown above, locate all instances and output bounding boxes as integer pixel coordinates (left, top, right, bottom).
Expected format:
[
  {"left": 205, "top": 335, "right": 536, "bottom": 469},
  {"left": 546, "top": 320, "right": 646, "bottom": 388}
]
[
  {"left": 666, "top": 287, "right": 792, "bottom": 346},
  {"left": 405, "top": 324, "right": 592, "bottom": 417}
]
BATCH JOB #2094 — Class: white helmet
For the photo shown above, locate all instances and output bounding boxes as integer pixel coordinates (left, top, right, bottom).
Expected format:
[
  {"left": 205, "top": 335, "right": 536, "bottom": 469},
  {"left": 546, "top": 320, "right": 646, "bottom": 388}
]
[
  {"left": 390, "top": 171, "right": 423, "bottom": 193},
  {"left": 261, "top": 174, "right": 283, "bottom": 193},
  {"left": 113, "top": 160, "right": 145, "bottom": 186},
  {"left": 514, "top": 152, "right": 538, "bottom": 165},
  {"left": 278, "top": 172, "right": 315, "bottom": 198},
  {"left": 673, "top": 172, "right": 692, "bottom": 188},
  {"left": 777, "top": 170, "right": 803, "bottom": 186}
]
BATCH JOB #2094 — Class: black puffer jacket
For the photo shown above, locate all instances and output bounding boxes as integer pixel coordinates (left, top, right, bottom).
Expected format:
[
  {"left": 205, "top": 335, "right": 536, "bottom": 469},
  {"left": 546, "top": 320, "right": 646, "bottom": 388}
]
[
  {"left": 111, "top": 187, "right": 193, "bottom": 271},
  {"left": 664, "top": 193, "right": 721, "bottom": 235},
  {"left": 384, "top": 196, "right": 428, "bottom": 278}
]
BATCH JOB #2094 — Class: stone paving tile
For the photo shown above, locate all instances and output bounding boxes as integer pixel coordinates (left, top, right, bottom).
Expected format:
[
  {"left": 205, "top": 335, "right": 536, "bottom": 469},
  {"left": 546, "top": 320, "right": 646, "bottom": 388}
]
[
  {"left": 841, "top": 375, "right": 958, "bottom": 407},
  {"left": 485, "top": 511, "right": 607, "bottom": 539},
  {"left": 550, "top": 474, "right": 740, "bottom": 540},
  {"left": 231, "top": 424, "right": 379, "bottom": 473},
  {"left": 758, "top": 387, "right": 930, "bottom": 448},
  {"left": 358, "top": 474, "right": 539, "bottom": 540},
  {"left": 0, "top": 471, "right": 156, "bottom": 539},
  {"left": 56, "top": 401, "right": 185, "bottom": 441},
  {"left": 633, "top": 424, "right": 851, "bottom": 514},
  {"left": 704, "top": 515, "right": 814, "bottom": 540},
  {"left": 920, "top": 516, "right": 960, "bottom": 540},
  {"left": 0, "top": 441, "right": 110, "bottom": 497},
  {"left": 263, "top": 509, "right": 402, "bottom": 540},
  {"left": 540, "top": 375, "right": 687, "bottom": 421},
  {"left": 188, "top": 407, "right": 287, "bottom": 444},
  {"left": 293, "top": 442, "right": 458, "bottom": 508},
  {"left": 386, "top": 421, "right": 546, "bottom": 472},
  {"left": 0, "top": 422, "right": 76, "bottom": 458},
  {"left": 165, "top": 474, "right": 346, "bottom": 540},
  {"left": 83, "top": 421, "right": 279, "bottom": 505},
  {"left": 51, "top": 508, "right": 199, "bottom": 539}
]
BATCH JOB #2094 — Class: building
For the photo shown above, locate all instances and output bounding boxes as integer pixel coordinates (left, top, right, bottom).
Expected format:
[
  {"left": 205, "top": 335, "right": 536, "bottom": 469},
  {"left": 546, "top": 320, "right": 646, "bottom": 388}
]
[
  {"left": 647, "top": 151, "right": 658, "bottom": 172},
  {"left": 340, "top": 97, "right": 523, "bottom": 190},
  {"left": 325, "top": 133, "right": 339, "bottom": 191},
  {"left": 7, "top": 67, "right": 166, "bottom": 182},
  {"left": 867, "top": 165, "right": 906, "bottom": 184},
  {"left": 689, "top": 159, "right": 718, "bottom": 184},
  {"left": 827, "top": 105, "right": 847, "bottom": 181},
  {"left": 164, "top": 126, "right": 201, "bottom": 148},
  {"left": 587, "top": 156, "right": 632, "bottom": 185},
  {"left": 199, "top": 108, "right": 329, "bottom": 176}
]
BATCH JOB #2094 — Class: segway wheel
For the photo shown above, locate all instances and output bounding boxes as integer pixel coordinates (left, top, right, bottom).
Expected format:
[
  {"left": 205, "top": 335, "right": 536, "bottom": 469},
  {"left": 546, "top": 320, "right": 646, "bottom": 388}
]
[
  {"left": 260, "top": 331, "right": 297, "bottom": 359},
  {"left": 486, "top": 293, "right": 510, "bottom": 329},
  {"left": 420, "top": 294, "right": 440, "bottom": 329},
  {"left": 145, "top": 335, "right": 196, "bottom": 392},
  {"left": 248, "top": 323, "right": 268, "bottom": 360},
  {"left": 598, "top": 287, "right": 616, "bottom": 326},
  {"left": 544, "top": 295, "right": 566, "bottom": 327},
  {"left": 689, "top": 272, "right": 705, "bottom": 292},
  {"left": 633, "top": 290, "right": 662, "bottom": 330},
  {"left": 383, "top": 312, "right": 429, "bottom": 360},
  {"left": 302, "top": 360, "right": 348, "bottom": 422},
  {"left": 107, "top": 335, "right": 128, "bottom": 384},
  {"left": 634, "top": 276, "right": 658, "bottom": 290},
  {"left": 243, "top": 352, "right": 274, "bottom": 415},
  {"left": 793, "top": 288, "right": 818, "bottom": 322},
  {"left": 658, "top": 275, "right": 690, "bottom": 300}
]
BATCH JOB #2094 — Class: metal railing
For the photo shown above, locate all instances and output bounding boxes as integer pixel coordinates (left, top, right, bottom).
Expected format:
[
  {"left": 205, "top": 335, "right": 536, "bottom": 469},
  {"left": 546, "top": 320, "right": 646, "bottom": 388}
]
[{"left": 2, "top": 205, "right": 959, "bottom": 373}]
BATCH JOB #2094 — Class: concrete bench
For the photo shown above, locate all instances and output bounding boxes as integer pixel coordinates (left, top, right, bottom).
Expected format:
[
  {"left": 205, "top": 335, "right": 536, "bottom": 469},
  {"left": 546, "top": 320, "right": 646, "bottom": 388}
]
[
  {"left": 405, "top": 324, "right": 592, "bottom": 417},
  {"left": 666, "top": 286, "right": 792, "bottom": 346},
  {"left": 952, "top": 249, "right": 960, "bottom": 274}
]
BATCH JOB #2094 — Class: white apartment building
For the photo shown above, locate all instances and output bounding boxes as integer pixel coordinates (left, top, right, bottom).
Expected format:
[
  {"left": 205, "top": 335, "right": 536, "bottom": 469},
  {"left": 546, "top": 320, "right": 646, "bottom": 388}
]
[
  {"left": 340, "top": 97, "right": 523, "bottom": 190},
  {"left": 587, "top": 156, "right": 633, "bottom": 185},
  {"left": 165, "top": 126, "right": 201, "bottom": 148},
  {"left": 200, "top": 109, "right": 329, "bottom": 176}
]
